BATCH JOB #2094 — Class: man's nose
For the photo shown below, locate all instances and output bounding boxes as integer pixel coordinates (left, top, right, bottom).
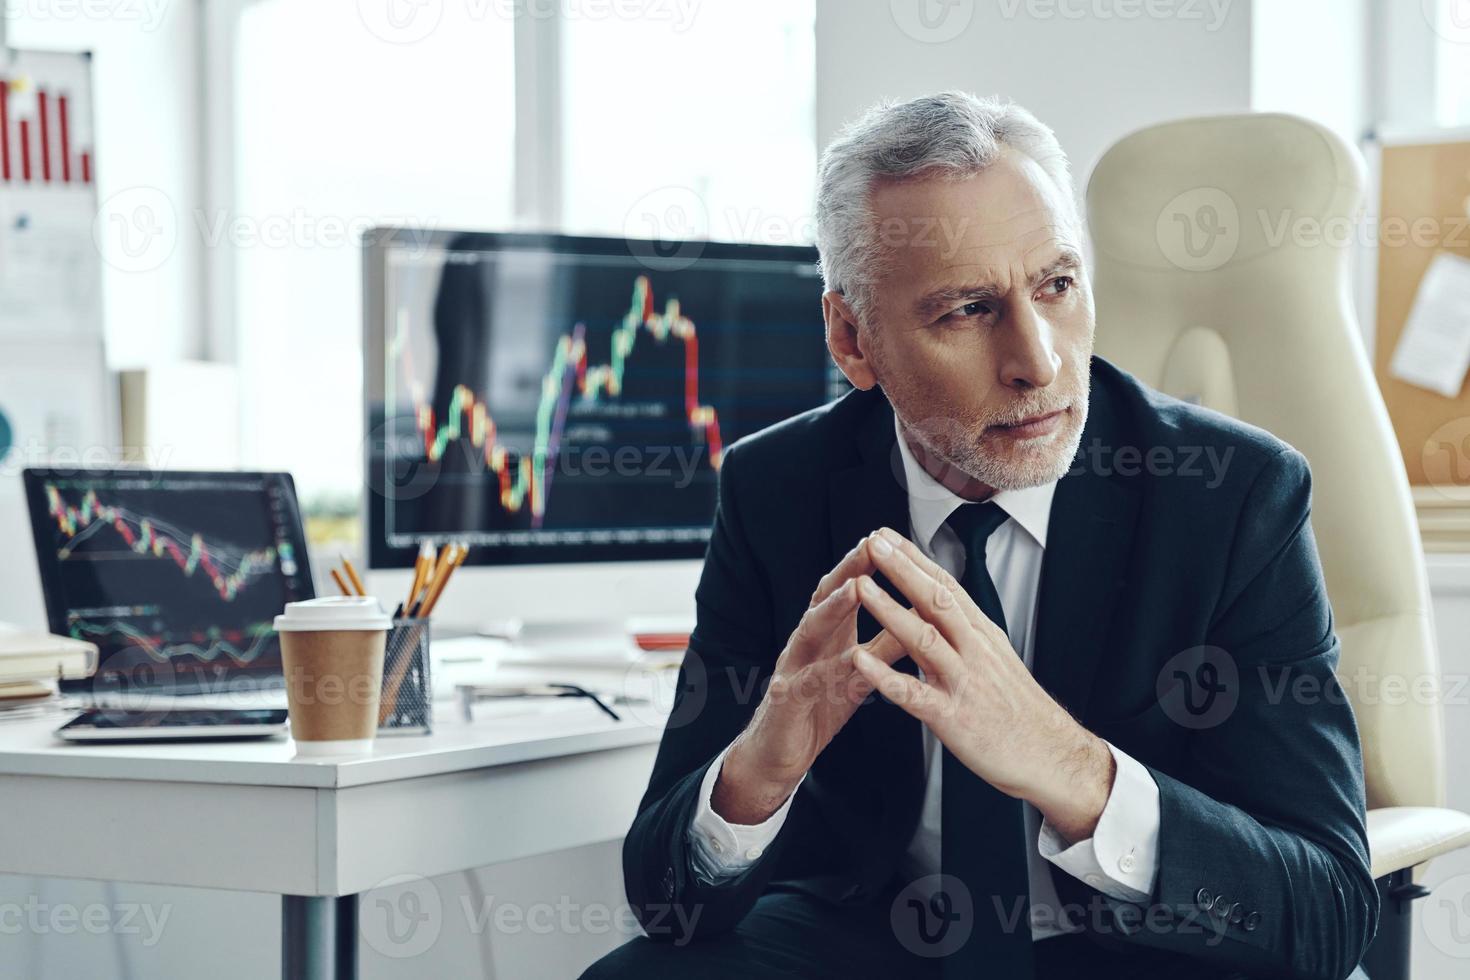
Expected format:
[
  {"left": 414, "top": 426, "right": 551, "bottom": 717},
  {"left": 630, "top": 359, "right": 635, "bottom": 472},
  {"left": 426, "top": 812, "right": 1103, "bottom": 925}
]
[{"left": 997, "top": 302, "right": 1060, "bottom": 390}]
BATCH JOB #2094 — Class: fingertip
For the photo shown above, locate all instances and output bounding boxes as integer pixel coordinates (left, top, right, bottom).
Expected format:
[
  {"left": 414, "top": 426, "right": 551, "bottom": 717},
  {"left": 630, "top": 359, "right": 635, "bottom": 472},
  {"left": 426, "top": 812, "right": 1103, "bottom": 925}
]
[
  {"left": 857, "top": 575, "right": 887, "bottom": 602},
  {"left": 821, "top": 579, "right": 855, "bottom": 611}
]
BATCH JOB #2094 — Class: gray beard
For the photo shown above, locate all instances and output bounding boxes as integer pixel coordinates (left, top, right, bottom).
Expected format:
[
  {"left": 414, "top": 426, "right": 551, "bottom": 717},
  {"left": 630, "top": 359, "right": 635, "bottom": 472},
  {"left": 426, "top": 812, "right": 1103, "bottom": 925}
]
[{"left": 897, "top": 395, "right": 1089, "bottom": 493}]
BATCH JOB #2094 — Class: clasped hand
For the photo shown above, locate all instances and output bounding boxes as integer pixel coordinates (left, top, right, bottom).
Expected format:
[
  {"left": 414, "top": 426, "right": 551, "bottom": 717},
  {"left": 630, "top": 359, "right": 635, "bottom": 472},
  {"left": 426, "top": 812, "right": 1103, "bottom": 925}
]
[
  {"left": 848, "top": 528, "right": 1113, "bottom": 840},
  {"left": 716, "top": 526, "right": 1112, "bottom": 841}
]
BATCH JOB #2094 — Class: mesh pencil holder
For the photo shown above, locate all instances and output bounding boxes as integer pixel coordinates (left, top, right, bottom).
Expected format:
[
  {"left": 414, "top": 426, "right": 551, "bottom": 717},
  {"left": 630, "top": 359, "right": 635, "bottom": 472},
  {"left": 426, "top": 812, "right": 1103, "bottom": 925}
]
[{"left": 378, "top": 617, "right": 432, "bottom": 735}]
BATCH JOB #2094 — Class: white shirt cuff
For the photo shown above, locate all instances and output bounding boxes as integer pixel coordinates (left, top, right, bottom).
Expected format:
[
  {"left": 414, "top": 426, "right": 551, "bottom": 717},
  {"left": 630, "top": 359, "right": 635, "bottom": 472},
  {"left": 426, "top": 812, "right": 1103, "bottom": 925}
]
[
  {"left": 1037, "top": 742, "right": 1160, "bottom": 903},
  {"left": 687, "top": 743, "right": 801, "bottom": 883}
]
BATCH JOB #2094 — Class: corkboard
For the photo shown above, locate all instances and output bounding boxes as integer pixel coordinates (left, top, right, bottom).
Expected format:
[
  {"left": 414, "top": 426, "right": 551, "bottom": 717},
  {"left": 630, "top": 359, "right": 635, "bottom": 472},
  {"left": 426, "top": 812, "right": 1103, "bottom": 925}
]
[{"left": 1373, "top": 139, "right": 1470, "bottom": 487}]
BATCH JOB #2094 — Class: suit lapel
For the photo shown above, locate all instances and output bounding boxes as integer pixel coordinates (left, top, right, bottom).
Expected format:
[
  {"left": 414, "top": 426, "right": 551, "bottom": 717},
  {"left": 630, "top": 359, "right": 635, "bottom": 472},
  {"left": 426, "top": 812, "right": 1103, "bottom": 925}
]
[
  {"left": 827, "top": 389, "right": 913, "bottom": 649},
  {"left": 1032, "top": 371, "right": 1142, "bottom": 723},
  {"left": 827, "top": 388, "right": 929, "bottom": 860}
]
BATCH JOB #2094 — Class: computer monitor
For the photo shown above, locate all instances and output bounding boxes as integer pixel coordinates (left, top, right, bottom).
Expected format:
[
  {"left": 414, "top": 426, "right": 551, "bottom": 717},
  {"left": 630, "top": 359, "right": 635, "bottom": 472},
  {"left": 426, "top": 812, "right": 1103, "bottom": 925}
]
[
  {"left": 23, "top": 468, "right": 315, "bottom": 696},
  {"left": 363, "top": 230, "right": 843, "bottom": 577}
]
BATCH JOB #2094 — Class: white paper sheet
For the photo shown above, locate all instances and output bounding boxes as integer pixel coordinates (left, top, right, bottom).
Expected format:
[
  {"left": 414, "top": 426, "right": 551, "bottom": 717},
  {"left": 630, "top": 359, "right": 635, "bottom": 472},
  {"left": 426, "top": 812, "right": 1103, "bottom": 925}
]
[
  {"left": 0, "top": 50, "right": 101, "bottom": 343},
  {"left": 1390, "top": 251, "right": 1470, "bottom": 398}
]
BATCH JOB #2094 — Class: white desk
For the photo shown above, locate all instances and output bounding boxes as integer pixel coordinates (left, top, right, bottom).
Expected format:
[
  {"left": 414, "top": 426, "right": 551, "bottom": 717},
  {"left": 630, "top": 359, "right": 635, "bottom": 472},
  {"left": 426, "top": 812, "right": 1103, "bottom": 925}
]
[{"left": 0, "top": 679, "right": 669, "bottom": 980}]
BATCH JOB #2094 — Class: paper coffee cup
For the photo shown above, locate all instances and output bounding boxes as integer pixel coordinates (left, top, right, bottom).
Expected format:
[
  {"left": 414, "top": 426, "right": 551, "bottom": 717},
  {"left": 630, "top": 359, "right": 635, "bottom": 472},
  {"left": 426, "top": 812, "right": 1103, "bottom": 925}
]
[{"left": 274, "top": 597, "right": 391, "bottom": 756}]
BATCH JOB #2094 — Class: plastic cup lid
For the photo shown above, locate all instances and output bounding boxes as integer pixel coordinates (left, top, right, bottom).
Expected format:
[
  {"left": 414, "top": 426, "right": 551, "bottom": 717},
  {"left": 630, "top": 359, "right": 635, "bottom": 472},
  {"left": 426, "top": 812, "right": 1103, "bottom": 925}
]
[{"left": 274, "top": 596, "right": 392, "bottom": 632}]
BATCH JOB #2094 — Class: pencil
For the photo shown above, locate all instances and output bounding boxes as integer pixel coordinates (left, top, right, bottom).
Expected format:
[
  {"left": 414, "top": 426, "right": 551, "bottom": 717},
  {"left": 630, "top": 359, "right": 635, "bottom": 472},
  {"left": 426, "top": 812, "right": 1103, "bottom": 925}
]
[
  {"left": 417, "top": 543, "right": 462, "bottom": 618},
  {"left": 330, "top": 568, "right": 352, "bottom": 596},
  {"left": 408, "top": 543, "right": 451, "bottom": 617},
  {"left": 405, "top": 541, "right": 433, "bottom": 615},
  {"left": 379, "top": 633, "right": 414, "bottom": 725},
  {"left": 405, "top": 543, "right": 432, "bottom": 614},
  {"left": 340, "top": 554, "right": 367, "bottom": 597}
]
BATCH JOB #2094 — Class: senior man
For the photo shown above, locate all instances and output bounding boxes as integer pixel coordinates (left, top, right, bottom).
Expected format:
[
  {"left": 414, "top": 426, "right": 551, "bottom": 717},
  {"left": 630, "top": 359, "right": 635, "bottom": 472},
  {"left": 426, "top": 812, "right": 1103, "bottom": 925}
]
[{"left": 582, "top": 92, "right": 1377, "bottom": 979}]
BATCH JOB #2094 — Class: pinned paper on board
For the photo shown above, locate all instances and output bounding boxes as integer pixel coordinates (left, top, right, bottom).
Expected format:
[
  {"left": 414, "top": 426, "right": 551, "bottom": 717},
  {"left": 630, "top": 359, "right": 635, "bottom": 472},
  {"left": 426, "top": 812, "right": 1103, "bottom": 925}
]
[{"left": 1389, "top": 251, "right": 1470, "bottom": 399}]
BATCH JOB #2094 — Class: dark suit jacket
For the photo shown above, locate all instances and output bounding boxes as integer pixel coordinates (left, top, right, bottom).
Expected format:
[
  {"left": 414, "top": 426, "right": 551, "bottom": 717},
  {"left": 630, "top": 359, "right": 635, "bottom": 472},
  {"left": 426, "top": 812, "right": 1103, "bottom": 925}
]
[{"left": 622, "top": 357, "right": 1378, "bottom": 979}]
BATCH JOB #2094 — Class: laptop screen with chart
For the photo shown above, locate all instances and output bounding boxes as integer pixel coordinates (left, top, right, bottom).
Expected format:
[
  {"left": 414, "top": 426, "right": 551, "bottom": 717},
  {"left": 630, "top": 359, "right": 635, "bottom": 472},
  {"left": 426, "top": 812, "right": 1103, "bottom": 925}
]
[
  {"left": 23, "top": 469, "right": 315, "bottom": 695},
  {"left": 364, "top": 230, "right": 844, "bottom": 567}
]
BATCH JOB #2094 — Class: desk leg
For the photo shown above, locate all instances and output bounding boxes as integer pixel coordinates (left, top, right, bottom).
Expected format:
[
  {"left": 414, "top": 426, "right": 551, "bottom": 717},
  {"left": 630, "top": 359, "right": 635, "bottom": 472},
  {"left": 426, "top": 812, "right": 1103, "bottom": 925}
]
[{"left": 282, "top": 894, "right": 358, "bottom": 980}]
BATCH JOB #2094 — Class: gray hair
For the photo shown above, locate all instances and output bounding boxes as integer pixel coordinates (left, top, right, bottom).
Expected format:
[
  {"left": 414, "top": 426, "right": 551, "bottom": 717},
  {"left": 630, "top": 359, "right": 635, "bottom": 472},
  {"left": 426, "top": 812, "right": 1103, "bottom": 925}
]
[{"left": 815, "top": 92, "right": 1076, "bottom": 322}]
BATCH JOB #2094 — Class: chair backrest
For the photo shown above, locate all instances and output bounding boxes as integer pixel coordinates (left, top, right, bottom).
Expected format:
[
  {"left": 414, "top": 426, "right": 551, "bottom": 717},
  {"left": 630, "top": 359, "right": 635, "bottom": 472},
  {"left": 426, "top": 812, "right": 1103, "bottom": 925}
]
[{"left": 1085, "top": 112, "right": 1443, "bottom": 811}]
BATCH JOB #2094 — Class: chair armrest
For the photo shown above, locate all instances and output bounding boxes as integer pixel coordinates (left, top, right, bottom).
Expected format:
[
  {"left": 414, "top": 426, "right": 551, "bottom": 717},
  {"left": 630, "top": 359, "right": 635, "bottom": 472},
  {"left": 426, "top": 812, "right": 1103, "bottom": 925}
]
[{"left": 1367, "top": 806, "right": 1470, "bottom": 879}]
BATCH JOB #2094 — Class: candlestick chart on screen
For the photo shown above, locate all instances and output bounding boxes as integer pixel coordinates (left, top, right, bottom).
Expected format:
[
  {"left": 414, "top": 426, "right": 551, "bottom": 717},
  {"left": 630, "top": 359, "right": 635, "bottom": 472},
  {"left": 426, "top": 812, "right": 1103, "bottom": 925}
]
[
  {"left": 398, "top": 275, "right": 725, "bottom": 530},
  {"left": 36, "top": 475, "right": 310, "bottom": 681},
  {"left": 371, "top": 242, "right": 838, "bottom": 563}
]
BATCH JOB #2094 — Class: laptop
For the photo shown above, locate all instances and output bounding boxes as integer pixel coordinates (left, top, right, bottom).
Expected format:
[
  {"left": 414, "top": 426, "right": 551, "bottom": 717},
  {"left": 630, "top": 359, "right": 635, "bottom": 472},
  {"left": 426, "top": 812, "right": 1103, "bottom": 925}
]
[{"left": 23, "top": 468, "right": 315, "bottom": 708}]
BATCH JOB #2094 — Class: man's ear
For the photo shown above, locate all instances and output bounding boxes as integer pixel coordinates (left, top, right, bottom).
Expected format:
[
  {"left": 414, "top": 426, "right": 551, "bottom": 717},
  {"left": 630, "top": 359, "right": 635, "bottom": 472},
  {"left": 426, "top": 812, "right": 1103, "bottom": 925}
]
[{"left": 823, "top": 291, "right": 879, "bottom": 390}]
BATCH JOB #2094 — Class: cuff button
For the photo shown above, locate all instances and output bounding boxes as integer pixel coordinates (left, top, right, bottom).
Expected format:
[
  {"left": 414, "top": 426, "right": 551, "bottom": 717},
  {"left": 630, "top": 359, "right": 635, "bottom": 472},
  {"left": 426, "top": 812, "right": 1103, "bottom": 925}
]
[
  {"left": 1244, "top": 911, "right": 1262, "bottom": 932},
  {"left": 1195, "top": 888, "right": 1213, "bottom": 909}
]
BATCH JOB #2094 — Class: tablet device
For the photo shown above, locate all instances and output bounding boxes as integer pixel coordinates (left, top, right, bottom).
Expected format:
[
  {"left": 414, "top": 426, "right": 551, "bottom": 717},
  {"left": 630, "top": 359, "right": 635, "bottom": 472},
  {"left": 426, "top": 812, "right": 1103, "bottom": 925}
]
[{"left": 55, "top": 708, "right": 289, "bottom": 743}]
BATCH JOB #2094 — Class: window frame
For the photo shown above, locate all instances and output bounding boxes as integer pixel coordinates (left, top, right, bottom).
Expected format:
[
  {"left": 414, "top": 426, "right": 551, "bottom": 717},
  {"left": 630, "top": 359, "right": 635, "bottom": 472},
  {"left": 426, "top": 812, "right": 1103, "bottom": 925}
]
[{"left": 201, "top": 0, "right": 565, "bottom": 375}]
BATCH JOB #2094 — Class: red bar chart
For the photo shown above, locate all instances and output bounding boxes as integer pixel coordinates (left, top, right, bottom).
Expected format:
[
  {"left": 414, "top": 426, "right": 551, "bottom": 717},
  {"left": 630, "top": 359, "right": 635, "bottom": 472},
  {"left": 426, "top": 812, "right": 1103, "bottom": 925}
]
[
  {"left": 0, "top": 75, "right": 94, "bottom": 187},
  {"left": 0, "top": 49, "right": 102, "bottom": 350}
]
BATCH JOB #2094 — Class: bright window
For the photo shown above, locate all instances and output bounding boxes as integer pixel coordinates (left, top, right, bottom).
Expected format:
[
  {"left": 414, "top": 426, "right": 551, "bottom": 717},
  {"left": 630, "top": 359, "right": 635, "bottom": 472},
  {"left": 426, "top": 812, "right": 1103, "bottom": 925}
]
[
  {"left": 560, "top": 0, "right": 816, "bottom": 245},
  {"left": 1434, "top": 0, "right": 1470, "bottom": 126},
  {"left": 233, "top": 0, "right": 817, "bottom": 521},
  {"left": 234, "top": 1, "right": 516, "bottom": 508}
]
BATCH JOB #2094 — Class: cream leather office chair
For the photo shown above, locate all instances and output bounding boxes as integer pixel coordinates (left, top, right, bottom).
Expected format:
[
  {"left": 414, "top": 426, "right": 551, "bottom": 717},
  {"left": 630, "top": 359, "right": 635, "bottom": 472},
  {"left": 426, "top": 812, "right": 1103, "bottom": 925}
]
[{"left": 1086, "top": 112, "right": 1470, "bottom": 979}]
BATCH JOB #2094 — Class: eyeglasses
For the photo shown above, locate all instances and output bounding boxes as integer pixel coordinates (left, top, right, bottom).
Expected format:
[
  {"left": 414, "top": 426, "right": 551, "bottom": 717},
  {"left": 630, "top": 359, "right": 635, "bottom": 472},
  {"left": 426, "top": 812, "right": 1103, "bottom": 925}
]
[{"left": 455, "top": 682, "right": 632, "bottom": 723}]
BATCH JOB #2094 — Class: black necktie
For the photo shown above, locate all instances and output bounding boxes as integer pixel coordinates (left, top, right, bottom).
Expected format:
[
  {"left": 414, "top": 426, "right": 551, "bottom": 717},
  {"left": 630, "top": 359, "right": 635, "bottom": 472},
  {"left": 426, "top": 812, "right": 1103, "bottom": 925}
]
[{"left": 940, "top": 501, "right": 1035, "bottom": 979}]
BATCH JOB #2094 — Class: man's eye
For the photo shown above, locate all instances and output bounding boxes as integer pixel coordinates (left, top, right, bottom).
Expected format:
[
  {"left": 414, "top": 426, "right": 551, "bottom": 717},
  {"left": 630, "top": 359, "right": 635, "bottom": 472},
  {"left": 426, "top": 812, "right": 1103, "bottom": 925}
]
[
  {"left": 952, "top": 301, "right": 991, "bottom": 319},
  {"left": 1046, "top": 276, "right": 1074, "bottom": 296}
]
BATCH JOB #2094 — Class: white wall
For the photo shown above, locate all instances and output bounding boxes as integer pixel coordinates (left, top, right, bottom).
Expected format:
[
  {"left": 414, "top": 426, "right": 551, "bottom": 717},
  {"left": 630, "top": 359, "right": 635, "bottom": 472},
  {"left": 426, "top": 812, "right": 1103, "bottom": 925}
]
[{"left": 816, "top": 0, "right": 1254, "bottom": 206}]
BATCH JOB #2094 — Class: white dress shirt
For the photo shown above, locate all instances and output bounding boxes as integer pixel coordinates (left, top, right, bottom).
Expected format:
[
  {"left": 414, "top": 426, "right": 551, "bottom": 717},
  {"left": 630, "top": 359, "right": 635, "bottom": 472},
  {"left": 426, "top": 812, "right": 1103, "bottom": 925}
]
[{"left": 687, "top": 414, "right": 1162, "bottom": 938}]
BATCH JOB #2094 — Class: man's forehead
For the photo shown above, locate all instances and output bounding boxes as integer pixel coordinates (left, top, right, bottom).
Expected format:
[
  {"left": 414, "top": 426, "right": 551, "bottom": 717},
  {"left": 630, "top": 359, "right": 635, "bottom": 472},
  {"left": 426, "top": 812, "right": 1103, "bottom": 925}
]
[
  {"left": 876, "top": 204, "right": 1080, "bottom": 277},
  {"left": 944, "top": 211, "right": 1078, "bottom": 262},
  {"left": 871, "top": 148, "right": 1071, "bottom": 216},
  {"left": 868, "top": 158, "right": 1079, "bottom": 269}
]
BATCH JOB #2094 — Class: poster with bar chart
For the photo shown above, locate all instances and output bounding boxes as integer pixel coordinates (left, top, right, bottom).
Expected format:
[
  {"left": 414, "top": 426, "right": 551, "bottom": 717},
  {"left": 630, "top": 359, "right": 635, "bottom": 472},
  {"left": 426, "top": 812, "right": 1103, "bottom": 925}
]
[
  {"left": 0, "top": 48, "right": 101, "bottom": 341},
  {"left": 0, "top": 54, "right": 93, "bottom": 187}
]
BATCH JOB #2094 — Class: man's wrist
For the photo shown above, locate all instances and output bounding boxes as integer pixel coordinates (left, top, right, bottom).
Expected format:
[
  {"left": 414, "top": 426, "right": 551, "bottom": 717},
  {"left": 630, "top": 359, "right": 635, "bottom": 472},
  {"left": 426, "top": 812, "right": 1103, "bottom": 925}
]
[
  {"left": 1029, "top": 727, "right": 1116, "bottom": 844},
  {"left": 711, "top": 735, "right": 805, "bottom": 826}
]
